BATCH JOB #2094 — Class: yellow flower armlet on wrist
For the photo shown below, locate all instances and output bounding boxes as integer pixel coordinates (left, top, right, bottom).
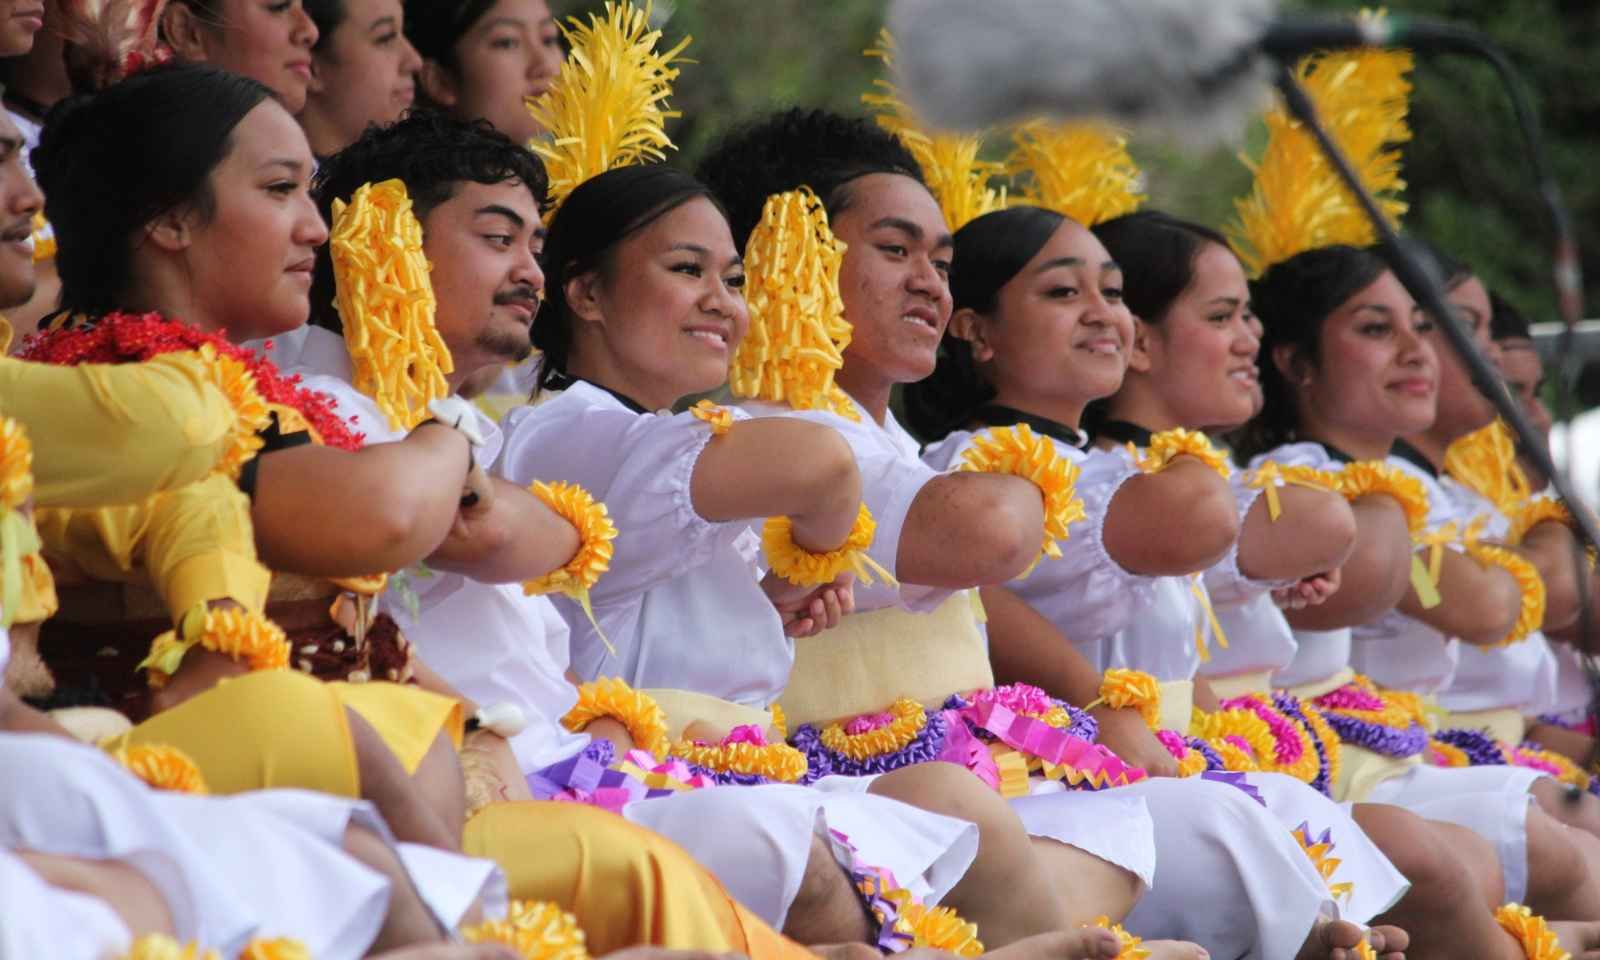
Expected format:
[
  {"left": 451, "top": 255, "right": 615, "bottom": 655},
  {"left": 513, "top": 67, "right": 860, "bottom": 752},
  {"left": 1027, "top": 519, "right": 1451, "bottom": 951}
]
[
  {"left": 0, "top": 415, "right": 42, "bottom": 628},
  {"left": 1494, "top": 903, "right": 1571, "bottom": 960},
  {"left": 522, "top": 481, "right": 618, "bottom": 652},
  {"left": 108, "top": 743, "right": 210, "bottom": 795},
  {"left": 1337, "top": 461, "right": 1430, "bottom": 534},
  {"left": 561, "top": 677, "right": 670, "bottom": 760},
  {"left": 1462, "top": 535, "right": 1546, "bottom": 647},
  {"left": 1135, "top": 427, "right": 1232, "bottom": 480},
  {"left": 958, "top": 423, "right": 1088, "bottom": 573},
  {"left": 461, "top": 900, "right": 592, "bottom": 960},
  {"left": 139, "top": 607, "right": 290, "bottom": 689},
  {"left": 1086, "top": 668, "right": 1162, "bottom": 729},
  {"left": 330, "top": 178, "right": 452, "bottom": 431},
  {"left": 1509, "top": 497, "right": 1598, "bottom": 570},
  {"left": 763, "top": 502, "right": 896, "bottom": 587},
  {"left": 1247, "top": 462, "right": 1342, "bottom": 522},
  {"left": 190, "top": 343, "right": 271, "bottom": 481}
]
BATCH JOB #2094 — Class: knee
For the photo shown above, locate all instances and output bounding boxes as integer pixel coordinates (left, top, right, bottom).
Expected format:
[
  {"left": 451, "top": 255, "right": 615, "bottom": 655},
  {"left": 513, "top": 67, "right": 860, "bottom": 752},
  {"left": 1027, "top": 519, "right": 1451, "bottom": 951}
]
[
  {"left": 1354, "top": 804, "right": 1482, "bottom": 907},
  {"left": 1531, "top": 775, "right": 1600, "bottom": 832},
  {"left": 870, "top": 761, "right": 1021, "bottom": 836},
  {"left": 342, "top": 822, "right": 406, "bottom": 886},
  {"left": 1525, "top": 806, "right": 1586, "bottom": 889}
]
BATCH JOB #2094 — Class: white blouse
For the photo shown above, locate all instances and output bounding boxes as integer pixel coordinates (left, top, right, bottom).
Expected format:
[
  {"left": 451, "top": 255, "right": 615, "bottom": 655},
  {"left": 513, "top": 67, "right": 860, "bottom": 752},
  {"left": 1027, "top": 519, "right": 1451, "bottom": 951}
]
[
  {"left": 923, "top": 432, "right": 1208, "bottom": 681},
  {"left": 1200, "top": 466, "right": 1300, "bottom": 679},
  {"left": 496, "top": 382, "right": 791, "bottom": 706}
]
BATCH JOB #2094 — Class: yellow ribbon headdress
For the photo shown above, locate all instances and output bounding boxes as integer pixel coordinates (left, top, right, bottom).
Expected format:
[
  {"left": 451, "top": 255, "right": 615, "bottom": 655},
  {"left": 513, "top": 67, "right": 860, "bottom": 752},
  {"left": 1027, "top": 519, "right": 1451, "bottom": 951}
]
[
  {"left": 863, "top": 29, "right": 1006, "bottom": 232},
  {"left": 727, "top": 187, "right": 858, "bottom": 421},
  {"left": 1002, "top": 120, "right": 1146, "bottom": 227},
  {"left": 1228, "top": 14, "right": 1414, "bottom": 277},
  {"left": 527, "top": 0, "right": 691, "bottom": 214},
  {"left": 329, "top": 178, "right": 452, "bottom": 431}
]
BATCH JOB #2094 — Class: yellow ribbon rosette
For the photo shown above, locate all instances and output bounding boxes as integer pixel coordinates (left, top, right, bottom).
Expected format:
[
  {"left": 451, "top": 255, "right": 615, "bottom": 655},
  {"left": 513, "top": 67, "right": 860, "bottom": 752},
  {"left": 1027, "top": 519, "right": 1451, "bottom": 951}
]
[
  {"left": 521, "top": 481, "right": 618, "bottom": 653},
  {"left": 958, "top": 423, "right": 1088, "bottom": 576}
]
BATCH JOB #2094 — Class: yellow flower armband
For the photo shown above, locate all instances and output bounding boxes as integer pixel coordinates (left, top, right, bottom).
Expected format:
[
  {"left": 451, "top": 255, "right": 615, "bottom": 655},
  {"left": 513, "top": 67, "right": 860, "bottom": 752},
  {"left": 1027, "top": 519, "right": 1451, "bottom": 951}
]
[
  {"left": 139, "top": 607, "right": 290, "bottom": 689},
  {"left": 1509, "top": 497, "right": 1598, "bottom": 569},
  {"left": 1463, "top": 538, "right": 1545, "bottom": 647},
  {"left": 239, "top": 939, "right": 312, "bottom": 960},
  {"left": 1136, "top": 427, "right": 1232, "bottom": 480},
  {"left": 1086, "top": 668, "right": 1162, "bottom": 729},
  {"left": 1247, "top": 462, "right": 1342, "bottom": 522},
  {"left": 1494, "top": 903, "right": 1570, "bottom": 960},
  {"left": 192, "top": 343, "right": 271, "bottom": 481},
  {"left": 1337, "top": 461, "right": 1430, "bottom": 534},
  {"left": 522, "top": 481, "right": 618, "bottom": 651},
  {"left": 958, "top": 423, "right": 1088, "bottom": 573},
  {"left": 109, "top": 743, "right": 210, "bottom": 795},
  {"left": 762, "top": 502, "right": 896, "bottom": 587},
  {"left": 0, "top": 416, "right": 42, "bottom": 629},
  {"left": 561, "top": 677, "right": 670, "bottom": 759},
  {"left": 460, "top": 900, "right": 592, "bottom": 960}
]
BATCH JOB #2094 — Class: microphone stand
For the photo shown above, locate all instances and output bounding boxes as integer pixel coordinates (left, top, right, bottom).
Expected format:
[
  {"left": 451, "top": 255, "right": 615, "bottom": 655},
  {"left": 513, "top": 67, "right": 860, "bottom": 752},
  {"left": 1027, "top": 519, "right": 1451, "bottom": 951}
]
[{"left": 1272, "top": 62, "right": 1600, "bottom": 792}]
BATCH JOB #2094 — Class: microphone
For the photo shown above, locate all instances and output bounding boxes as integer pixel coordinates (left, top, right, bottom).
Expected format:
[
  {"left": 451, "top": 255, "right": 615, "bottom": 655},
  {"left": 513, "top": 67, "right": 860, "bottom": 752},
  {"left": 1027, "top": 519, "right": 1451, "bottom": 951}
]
[{"left": 883, "top": 0, "right": 1479, "bottom": 141}]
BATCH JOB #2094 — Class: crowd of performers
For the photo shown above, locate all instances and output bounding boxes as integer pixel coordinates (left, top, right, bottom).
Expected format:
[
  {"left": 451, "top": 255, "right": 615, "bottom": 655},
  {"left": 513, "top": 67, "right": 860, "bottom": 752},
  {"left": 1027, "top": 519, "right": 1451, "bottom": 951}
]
[{"left": 0, "top": 0, "right": 1596, "bottom": 958}]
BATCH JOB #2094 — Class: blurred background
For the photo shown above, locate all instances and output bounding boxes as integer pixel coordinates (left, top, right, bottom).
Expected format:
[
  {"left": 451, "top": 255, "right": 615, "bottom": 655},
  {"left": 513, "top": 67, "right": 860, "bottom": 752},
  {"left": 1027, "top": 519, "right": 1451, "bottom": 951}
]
[{"left": 557, "top": 0, "right": 1599, "bottom": 336}]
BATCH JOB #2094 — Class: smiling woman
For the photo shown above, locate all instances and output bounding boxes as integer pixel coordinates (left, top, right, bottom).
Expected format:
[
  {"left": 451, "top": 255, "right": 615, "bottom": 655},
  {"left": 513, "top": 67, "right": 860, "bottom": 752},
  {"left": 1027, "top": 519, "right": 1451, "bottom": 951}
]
[
  {"left": 160, "top": 0, "right": 320, "bottom": 113},
  {"left": 404, "top": 0, "right": 563, "bottom": 143},
  {"left": 0, "top": 0, "right": 44, "bottom": 58},
  {"left": 298, "top": 0, "right": 421, "bottom": 158}
]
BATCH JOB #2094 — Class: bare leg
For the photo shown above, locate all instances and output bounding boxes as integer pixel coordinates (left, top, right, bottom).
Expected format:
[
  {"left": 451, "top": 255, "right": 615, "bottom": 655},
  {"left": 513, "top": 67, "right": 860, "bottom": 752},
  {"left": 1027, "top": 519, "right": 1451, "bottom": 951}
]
[
  {"left": 349, "top": 709, "right": 461, "bottom": 852},
  {"left": 870, "top": 761, "right": 1082, "bottom": 942},
  {"left": 342, "top": 822, "right": 446, "bottom": 952},
  {"left": 1026, "top": 836, "right": 1141, "bottom": 929},
  {"left": 1524, "top": 800, "right": 1600, "bottom": 921},
  {"left": 780, "top": 833, "right": 872, "bottom": 946},
  {"left": 407, "top": 729, "right": 468, "bottom": 847},
  {"left": 1532, "top": 775, "right": 1600, "bottom": 846},
  {"left": 16, "top": 850, "right": 176, "bottom": 938}
]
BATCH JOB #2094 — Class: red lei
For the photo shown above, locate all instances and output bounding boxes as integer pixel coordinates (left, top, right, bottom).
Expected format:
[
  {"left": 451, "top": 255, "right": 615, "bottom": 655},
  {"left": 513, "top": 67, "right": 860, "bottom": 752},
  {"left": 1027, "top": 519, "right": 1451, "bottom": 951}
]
[{"left": 20, "top": 312, "right": 364, "bottom": 450}]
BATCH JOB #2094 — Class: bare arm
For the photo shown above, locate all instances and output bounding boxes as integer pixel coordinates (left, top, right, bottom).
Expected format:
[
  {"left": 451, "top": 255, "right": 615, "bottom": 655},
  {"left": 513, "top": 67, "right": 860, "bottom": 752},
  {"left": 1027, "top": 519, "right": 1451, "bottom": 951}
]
[
  {"left": 1103, "top": 459, "right": 1240, "bottom": 576},
  {"left": 251, "top": 423, "right": 472, "bottom": 578},
  {"left": 895, "top": 473, "right": 1044, "bottom": 587},
  {"left": 1286, "top": 496, "right": 1413, "bottom": 631},
  {"left": 1236, "top": 486, "right": 1358, "bottom": 582},
  {"left": 690, "top": 418, "right": 862, "bottom": 551},
  {"left": 1397, "top": 545, "right": 1522, "bottom": 647},
  {"left": 1517, "top": 522, "right": 1583, "bottom": 634},
  {"left": 426, "top": 477, "right": 582, "bottom": 584}
]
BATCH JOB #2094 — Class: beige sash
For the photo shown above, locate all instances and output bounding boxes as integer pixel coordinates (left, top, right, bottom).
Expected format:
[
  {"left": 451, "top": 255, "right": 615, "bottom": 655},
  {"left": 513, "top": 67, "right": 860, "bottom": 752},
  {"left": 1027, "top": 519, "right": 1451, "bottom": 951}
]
[
  {"left": 1287, "top": 668, "right": 1419, "bottom": 803},
  {"left": 1441, "top": 706, "right": 1526, "bottom": 746},
  {"left": 1158, "top": 680, "right": 1195, "bottom": 734},
  {"left": 777, "top": 591, "right": 993, "bottom": 727},
  {"left": 1206, "top": 670, "right": 1275, "bottom": 701},
  {"left": 641, "top": 688, "right": 775, "bottom": 741}
]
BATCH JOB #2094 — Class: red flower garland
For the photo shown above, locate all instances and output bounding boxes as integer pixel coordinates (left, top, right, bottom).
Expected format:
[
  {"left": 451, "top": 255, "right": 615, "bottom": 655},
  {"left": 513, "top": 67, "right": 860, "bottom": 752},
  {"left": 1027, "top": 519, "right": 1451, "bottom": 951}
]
[{"left": 20, "top": 312, "right": 364, "bottom": 451}]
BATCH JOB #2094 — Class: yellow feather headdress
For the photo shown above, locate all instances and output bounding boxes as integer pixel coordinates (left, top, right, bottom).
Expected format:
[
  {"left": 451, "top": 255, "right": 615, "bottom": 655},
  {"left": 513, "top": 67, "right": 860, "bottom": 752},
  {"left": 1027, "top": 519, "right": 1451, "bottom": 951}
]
[
  {"left": 728, "top": 187, "right": 858, "bottom": 421},
  {"left": 1003, "top": 120, "right": 1146, "bottom": 227},
  {"left": 526, "top": 0, "right": 691, "bottom": 213},
  {"left": 1228, "top": 19, "right": 1414, "bottom": 277},
  {"left": 862, "top": 29, "right": 1006, "bottom": 232},
  {"left": 329, "top": 178, "right": 452, "bottom": 431}
]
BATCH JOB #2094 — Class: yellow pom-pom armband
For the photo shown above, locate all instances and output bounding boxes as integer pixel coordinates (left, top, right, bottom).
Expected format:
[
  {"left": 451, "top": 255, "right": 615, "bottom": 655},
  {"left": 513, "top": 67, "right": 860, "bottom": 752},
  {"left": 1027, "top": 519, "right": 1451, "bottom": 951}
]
[
  {"left": 109, "top": 743, "right": 210, "bottom": 795},
  {"left": 728, "top": 187, "right": 859, "bottom": 421},
  {"left": 1087, "top": 668, "right": 1162, "bottom": 729},
  {"left": 238, "top": 938, "right": 312, "bottom": 960},
  {"left": 1247, "top": 461, "right": 1342, "bottom": 522},
  {"left": 561, "top": 677, "right": 670, "bottom": 760},
  {"left": 522, "top": 481, "right": 618, "bottom": 653},
  {"left": 330, "top": 179, "right": 452, "bottom": 431},
  {"left": 461, "top": 900, "right": 592, "bottom": 960},
  {"left": 762, "top": 502, "right": 895, "bottom": 587},
  {"left": 1509, "top": 497, "right": 1598, "bottom": 570},
  {"left": 0, "top": 415, "right": 42, "bottom": 629},
  {"left": 1494, "top": 903, "right": 1571, "bottom": 960},
  {"left": 191, "top": 343, "right": 271, "bottom": 481},
  {"left": 1462, "top": 536, "right": 1546, "bottom": 647},
  {"left": 959, "top": 423, "right": 1088, "bottom": 574},
  {"left": 1136, "top": 428, "right": 1232, "bottom": 479},
  {"left": 139, "top": 607, "right": 290, "bottom": 689},
  {"left": 1337, "top": 461, "right": 1430, "bottom": 534}
]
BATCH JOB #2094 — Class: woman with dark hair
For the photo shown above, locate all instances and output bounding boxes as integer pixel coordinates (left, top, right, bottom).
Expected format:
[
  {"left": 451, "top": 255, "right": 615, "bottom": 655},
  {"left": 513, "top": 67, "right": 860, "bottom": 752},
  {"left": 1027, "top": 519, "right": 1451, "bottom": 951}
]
[
  {"left": 403, "top": 0, "right": 560, "bottom": 143},
  {"left": 159, "top": 0, "right": 319, "bottom": 111},
  {"left": 298, "top": 0, "right": 421, "bottom": 157}
]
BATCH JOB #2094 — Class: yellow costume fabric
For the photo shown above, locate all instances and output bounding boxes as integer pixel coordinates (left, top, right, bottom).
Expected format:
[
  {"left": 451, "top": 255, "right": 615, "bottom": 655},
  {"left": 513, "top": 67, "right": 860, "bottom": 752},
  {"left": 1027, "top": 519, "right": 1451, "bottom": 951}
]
[
  {"left": 37, "top": 473, "right": 270, "bottom": 623},
  {"left": 778, "top": 591, "right": 993, "bottom": 726},
  {"left": 464, "top": 802, "right": 816, "bottom": 960},
  {"left": 107, "top": 670, "right": 463, "bottom": 793},
  {"left": 15, "top": 551, "right": 56, "bottom": 623},
  {"left": 0, "top": 353, "right": 237, "bottom": 508}
]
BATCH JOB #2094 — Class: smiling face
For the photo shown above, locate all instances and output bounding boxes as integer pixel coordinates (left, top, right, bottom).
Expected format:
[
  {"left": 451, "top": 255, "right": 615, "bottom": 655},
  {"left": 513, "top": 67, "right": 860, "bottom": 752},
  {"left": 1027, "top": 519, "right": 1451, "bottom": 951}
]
[
  {"left": 957, "top": 219, "right": 1134, "bottom": 422},
  {"left": 564, "top": 196, "right": 748, "bottom": 410},
  {"left": 170, "top": 0, "right": 321, "bottom": 113},
  {"left": 0, "top": 0, "right": 44, "bottom": 57},
  {"left": 0, "top": 112, "right": 42, "bottom": 308},
  {"left": 421, "top": 178, "right": 546, "bottom": 386},
  {"left": 1286, "top": 269, "right": 1439, "bottom": 450},
  {"left": 830, "top": 172, "right": 954, "bottom": 394},
  {"left": 1133, "top": 242, "right": 1262, "bottom": 430},
  {"left": 426, "top": 0, "right": 562, "bottom": 143},
  {"left": 175, "top": 100, "right": 328, "bottom": 341},
  {"left": 305, "top": 0, "right": 420, "bottom": 153}
]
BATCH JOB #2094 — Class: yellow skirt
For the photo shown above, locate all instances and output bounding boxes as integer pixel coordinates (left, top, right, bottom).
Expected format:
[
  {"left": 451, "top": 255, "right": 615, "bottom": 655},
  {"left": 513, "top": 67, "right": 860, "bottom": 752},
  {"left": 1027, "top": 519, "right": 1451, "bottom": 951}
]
[
  {"left": 464, "top": 801, "right": 815, "bottom": 960},
  {"left": 105, "top": 670, "right": 462, "bottom": 796}
]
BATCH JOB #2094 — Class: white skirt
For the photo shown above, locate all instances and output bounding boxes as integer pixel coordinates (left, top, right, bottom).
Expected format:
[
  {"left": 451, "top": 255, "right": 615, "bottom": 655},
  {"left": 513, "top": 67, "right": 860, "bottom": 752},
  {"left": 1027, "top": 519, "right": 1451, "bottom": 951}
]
[
  {"left": 1365, "top": 763, "right": 1541, "bottom": 903},
  {"left": 622, "top": 780, "right": 979, "bottom": 929},
  {"left": 0, "top": 848, "right": 134, "bottom": 960}
]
